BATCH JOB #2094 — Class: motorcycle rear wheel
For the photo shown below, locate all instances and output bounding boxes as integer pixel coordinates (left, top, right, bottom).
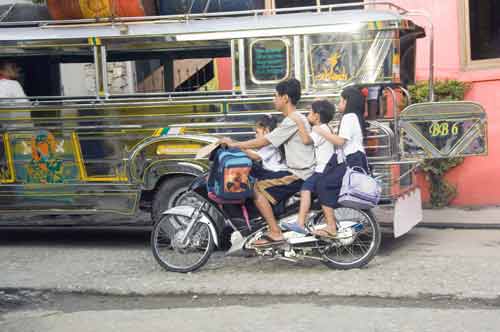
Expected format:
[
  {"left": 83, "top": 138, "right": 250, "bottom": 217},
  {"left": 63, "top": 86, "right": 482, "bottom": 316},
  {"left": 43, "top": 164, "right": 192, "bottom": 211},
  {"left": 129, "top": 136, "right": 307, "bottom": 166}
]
[{"left": 312, "top": 207, "right": 381, "bottom": 270}]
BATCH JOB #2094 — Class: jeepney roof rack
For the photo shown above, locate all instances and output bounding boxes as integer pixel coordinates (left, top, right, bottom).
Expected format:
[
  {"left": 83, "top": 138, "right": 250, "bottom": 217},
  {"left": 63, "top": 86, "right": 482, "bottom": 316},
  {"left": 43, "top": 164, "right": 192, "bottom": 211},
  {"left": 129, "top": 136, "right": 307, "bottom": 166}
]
[
  {"left": 0, "top": 3, "right": 422, "bottom": 43},
  {"left": 0, "top": 1, "right": 409, "bottom": 28}
]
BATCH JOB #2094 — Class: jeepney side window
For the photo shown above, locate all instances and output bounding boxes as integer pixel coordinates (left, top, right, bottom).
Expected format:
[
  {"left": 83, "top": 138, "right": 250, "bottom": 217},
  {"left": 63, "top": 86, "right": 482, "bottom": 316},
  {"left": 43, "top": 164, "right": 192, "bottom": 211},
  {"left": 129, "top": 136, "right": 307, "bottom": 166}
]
[
  {"left": 245, "top": 37, "right": 294, "bottom": 90},
  {"left": 249, "top": 38, "right": 291, "bottom": 84},
  {"left": 400, "top": 30, "right": 418, "bottom": 86},
  {"left": 172, "top": 58, "right": 225, "bottom": 92},
  {"left": 113, "top": 57, "right": 230, "bottom": 94},
  {"left": 75, "top": 130, "right": 127, "bottom": 182},
  {"left": 1, "top": 40, "right": 95, "bottom": 98},
  {"left": 60, "top": 62, "right": 101, "bottom": 96},
  {"left": 104, "top": 37, "right": 231, "bottom": 94}
]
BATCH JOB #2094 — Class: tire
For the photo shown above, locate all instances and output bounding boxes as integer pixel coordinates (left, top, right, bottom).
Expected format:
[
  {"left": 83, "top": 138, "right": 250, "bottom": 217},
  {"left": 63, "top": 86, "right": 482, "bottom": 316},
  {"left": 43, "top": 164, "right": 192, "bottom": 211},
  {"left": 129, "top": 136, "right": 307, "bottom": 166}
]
[
  {"left": 315, "top": 208, "right": 381, "bottom": 270},
  {"left": 151, "top": 213, "right": 214, "bottom": 273},
  {"left": 152, "top": 176, "right": 194, "bottom": 223}
]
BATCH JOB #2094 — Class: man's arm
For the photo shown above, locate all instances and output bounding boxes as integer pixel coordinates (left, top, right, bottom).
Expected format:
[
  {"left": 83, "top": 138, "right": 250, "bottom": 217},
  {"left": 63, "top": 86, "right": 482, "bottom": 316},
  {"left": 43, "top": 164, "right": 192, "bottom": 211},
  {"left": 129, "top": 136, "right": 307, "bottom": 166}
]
[{"left": 265, "top": 118, "right": 298, "bottom": 148}]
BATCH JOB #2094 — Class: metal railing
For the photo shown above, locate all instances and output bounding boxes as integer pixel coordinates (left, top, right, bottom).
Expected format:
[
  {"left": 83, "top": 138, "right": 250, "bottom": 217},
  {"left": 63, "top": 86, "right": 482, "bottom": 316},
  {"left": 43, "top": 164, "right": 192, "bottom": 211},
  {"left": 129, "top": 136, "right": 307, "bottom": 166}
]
[{"left": 0, "top": 1, "right": 409, "bottom": 28}]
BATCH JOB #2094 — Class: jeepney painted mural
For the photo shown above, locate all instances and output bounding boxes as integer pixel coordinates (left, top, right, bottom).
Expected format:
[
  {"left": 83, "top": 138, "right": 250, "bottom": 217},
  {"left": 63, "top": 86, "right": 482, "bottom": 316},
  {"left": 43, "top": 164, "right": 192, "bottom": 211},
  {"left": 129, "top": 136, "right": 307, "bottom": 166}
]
[
  {"left": 11, "top": 131, "right": 80, "bottom": 184},
  {"left": 314, "top": 51, "right": 348, "bottom": 82},
  {"left": 27, "top": 130, "right": 67, "bottom": 183},
  {"left": 309, "top": 30, "right": 396, "bottom": 89}
]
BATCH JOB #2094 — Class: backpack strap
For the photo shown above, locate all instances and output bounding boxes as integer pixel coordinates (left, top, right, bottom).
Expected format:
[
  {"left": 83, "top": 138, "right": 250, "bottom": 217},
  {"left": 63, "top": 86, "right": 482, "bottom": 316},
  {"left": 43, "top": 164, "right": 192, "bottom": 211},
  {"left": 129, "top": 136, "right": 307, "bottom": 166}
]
[
  {"left": 207, "top": 192, "right": 251, "bottom": 230},
  {"left": 324, "top": 123, "right": 346, "bottom": 165},
  {"left": 241, "top": 204, "right": 251, "bottom": 231}
]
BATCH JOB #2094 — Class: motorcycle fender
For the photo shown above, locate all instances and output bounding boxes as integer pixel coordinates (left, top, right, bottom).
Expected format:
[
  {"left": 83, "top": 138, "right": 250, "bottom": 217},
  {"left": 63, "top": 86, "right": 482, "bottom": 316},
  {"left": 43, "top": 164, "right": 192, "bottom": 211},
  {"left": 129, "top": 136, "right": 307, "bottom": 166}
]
[{"left": 162, "top": 205, "right": 219, "bottom": 247}]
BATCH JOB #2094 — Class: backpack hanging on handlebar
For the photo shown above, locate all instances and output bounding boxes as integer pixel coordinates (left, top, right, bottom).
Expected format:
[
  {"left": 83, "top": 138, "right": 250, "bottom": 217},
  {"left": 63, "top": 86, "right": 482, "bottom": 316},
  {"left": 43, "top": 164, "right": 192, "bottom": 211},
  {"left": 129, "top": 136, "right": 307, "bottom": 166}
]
[{"left": 207, "top": 147, "right": 255, "bottom": 201}]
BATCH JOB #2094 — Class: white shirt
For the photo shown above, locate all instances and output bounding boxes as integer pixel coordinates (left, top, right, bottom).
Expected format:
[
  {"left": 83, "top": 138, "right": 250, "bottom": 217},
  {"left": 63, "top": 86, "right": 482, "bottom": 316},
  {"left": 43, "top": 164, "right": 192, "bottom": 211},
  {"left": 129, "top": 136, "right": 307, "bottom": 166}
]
[
  {"left": 311, "top": 123, "right": 334, "bottom": 173},
  {"left": 266, "top": 113, "right": 315, "bottom": 180},
  {"left": 256, "top": 145, "right": 288, "bottom": 172},
  {"left": 0, "top": 79, "right": 30, "bottom": 121},
  {"left": 0, "top": 79, "right": 27, "bottom": 101},
  {"left": 338, "top": 113, "right": 365, "bottom": 163}
]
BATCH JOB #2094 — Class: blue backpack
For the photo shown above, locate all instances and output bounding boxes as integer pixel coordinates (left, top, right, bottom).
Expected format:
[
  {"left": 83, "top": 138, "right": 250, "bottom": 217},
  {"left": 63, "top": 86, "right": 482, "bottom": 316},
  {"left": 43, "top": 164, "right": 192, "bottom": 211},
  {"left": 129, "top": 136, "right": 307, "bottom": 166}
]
[{"left": 207, "top": 147, "right": 254, "bottom": 201}]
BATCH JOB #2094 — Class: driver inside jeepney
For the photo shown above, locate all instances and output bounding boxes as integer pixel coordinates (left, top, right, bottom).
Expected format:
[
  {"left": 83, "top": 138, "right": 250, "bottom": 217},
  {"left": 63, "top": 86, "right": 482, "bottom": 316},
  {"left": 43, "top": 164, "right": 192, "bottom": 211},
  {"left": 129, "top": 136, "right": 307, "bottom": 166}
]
[
  {"left": 219, "top": 78, "right": 315, "bottom": 246},
  {"left": 0, "top": 61, "right": 27, "bottom": 102},
  {"left": 0, "top": 60, "right": 30, "bottom": 123}
]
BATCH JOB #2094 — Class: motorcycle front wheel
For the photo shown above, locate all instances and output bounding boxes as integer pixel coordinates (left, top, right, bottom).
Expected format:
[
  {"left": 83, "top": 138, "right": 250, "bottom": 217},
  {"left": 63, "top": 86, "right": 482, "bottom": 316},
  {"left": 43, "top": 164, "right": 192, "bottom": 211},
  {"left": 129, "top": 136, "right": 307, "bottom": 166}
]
[{"left": 151, "top": 212, "right": 214, "bottom": 273}]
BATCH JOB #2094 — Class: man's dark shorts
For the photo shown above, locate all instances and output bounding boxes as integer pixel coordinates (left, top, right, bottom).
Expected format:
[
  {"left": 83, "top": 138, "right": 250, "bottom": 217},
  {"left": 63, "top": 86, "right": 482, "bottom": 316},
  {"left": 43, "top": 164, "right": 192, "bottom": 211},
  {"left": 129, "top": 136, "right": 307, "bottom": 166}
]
[{"left": 254, "top": 169, "right": 303, "bottom": 205}]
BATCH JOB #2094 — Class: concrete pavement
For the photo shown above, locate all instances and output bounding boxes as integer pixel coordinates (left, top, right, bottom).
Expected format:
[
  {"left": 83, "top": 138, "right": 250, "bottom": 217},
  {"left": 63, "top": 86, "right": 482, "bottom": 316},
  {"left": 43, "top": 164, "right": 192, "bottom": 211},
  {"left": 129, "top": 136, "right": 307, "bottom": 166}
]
[
  {"left": 419, "top": 206, "right": 500, "bottom": 228},
  {"left": 1, "top": 227, "right": 500, "bottom": 301},
  {"left": 2, "top": 303, "right": 499, "bottom": 332},
  {"left": 2, "top": 220, "right": 500, "bottom": 332}
]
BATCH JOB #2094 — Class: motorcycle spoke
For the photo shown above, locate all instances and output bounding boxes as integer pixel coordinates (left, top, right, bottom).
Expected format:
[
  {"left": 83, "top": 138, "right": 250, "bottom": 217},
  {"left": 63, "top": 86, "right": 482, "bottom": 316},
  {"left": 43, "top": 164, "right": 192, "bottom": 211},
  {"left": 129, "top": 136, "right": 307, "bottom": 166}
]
[
  {"left": 345, "top": 244, "right": 356, "bottom": 258},
  {"left": 352, "top": 238, "right": 371, "bottom": 251}
]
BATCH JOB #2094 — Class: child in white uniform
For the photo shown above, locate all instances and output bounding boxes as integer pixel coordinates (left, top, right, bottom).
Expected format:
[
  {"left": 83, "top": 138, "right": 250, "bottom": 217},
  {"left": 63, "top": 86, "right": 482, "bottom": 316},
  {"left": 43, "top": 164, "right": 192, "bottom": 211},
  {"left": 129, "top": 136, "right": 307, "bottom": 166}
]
[
  {"left": 243, "top": 115, "right": 287, "bottom": 176},
  {"left": 284, "top": 100, "right": 335, "bottom": 233}
]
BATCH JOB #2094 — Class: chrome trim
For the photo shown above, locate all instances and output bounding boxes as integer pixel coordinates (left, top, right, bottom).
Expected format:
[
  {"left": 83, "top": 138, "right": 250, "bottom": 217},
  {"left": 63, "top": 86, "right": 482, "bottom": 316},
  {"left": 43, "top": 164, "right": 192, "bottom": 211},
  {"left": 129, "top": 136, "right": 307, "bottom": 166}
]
[
  {"left": 231, "top": 40, "right": 236, "bottom": 94},
  {"left": 93, "top": 45, "right": 100, "bottom": 99},
  {"left": 371, "top": 160, "right": 420, "bottom": 165},
  {"left": 101, "top": 44, "right": 109, "bottom": 98},
  {"left": 303, "top": 35, "right": 311, "bottom": 91},
  {"left": 400, "top": 86, "right": 411, "bottom": 106},
  {"left": 238, "top": 39, "right": 246, "bottom": 94},
  {"left": 128, "top": 134, "right": 217, "bottom": 181},
  {"left": 384, "top": 87, "right": 399, "bottom": 160},
  {"left": 0, "top": 92, "right": 343, "bottom": 110},
  {"left": 293, "top": 35, "right": 301, "bottom": 82}
]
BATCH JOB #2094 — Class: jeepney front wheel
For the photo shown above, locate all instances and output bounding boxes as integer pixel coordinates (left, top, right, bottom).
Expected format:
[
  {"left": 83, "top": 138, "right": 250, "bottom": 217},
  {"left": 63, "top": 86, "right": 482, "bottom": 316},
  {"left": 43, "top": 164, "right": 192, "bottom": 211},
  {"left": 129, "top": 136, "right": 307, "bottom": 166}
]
[{"left": 152, "top": 176, "right": 195, "bottom": 223}]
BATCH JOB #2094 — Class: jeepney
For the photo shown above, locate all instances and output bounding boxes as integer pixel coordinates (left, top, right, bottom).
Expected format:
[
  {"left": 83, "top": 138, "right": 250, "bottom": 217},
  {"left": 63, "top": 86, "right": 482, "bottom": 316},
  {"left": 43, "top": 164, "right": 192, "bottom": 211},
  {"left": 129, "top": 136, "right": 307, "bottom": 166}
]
[{"left": 0, "top": 2, "right": 487, "bottom": 235}]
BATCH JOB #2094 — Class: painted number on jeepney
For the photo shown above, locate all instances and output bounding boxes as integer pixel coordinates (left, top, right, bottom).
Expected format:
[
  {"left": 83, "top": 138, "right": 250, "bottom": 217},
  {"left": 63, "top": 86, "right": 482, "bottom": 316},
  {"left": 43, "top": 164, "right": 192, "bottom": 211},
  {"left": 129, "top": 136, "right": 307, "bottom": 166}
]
[
  {"left": 399, "top": 101, "right": 487, "bottom": 158},
  {"left": 409, "top": 118, "right": 485, "bottom": 156},
  {"left": 429, "top": 122, "right": 460, "bottom": 137}
]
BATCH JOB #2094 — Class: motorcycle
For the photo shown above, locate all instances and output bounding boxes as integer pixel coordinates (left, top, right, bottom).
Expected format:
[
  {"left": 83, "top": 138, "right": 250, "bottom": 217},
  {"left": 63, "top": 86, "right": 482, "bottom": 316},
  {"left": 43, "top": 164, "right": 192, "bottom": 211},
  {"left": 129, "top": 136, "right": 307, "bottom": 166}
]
[{"left": 151, "top": 174, "right": 381, "bottom": 273}]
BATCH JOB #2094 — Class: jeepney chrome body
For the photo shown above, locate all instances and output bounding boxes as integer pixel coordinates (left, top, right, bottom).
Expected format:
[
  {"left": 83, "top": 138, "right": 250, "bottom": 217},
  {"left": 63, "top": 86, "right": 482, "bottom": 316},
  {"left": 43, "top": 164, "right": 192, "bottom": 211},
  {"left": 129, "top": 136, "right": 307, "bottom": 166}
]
[{"left": 0, "top": 2, "right": 487, "bottom": 227}]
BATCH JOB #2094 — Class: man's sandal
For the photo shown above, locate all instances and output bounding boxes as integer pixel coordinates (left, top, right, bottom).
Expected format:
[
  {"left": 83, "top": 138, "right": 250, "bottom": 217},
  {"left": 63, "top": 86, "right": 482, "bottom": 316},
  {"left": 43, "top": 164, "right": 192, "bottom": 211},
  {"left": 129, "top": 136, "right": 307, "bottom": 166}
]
[{"left": 253, "top": 234, "right": 286, "bottom": 247}]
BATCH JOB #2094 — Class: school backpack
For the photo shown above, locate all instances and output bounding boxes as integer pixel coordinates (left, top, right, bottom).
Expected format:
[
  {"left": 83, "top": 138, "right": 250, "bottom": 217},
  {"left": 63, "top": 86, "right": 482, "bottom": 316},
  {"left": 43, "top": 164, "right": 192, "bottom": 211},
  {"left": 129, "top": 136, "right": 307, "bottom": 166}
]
[
  {"left": 338, "top": 166, "right": 381, "bottom": 210},
  {"left": 207, "top": 147, "right": 254, "bottom": 201}
]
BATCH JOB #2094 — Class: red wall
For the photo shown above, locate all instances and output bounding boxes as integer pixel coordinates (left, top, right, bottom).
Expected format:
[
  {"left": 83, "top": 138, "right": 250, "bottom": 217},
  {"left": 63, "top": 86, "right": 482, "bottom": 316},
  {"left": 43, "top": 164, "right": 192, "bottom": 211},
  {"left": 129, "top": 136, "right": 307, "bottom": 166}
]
[
  {"left": 392, "top": 0, "right": 500, "bottom": 206},
  {"left": 445, "top": 81, "right": 500, "bottom": 205}
]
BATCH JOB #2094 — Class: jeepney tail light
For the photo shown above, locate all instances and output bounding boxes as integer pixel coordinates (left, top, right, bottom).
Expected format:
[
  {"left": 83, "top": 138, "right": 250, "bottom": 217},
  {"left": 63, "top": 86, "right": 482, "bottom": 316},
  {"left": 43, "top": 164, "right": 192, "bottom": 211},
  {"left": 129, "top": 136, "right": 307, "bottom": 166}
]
[{"left": 392, "top": 53, "right": 400, "bottom": 83}]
